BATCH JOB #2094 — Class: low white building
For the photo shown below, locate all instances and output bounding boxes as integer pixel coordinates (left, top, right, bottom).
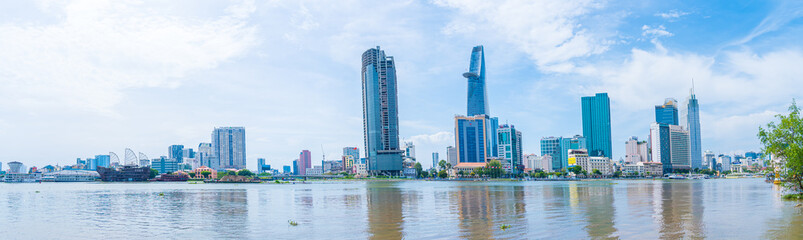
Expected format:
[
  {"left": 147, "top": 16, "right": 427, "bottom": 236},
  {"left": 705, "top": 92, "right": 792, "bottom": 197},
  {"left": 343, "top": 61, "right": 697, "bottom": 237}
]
[
  {"left": 587, "top": 157, "right": 614, "bottom": 176},
  {"left": 353, "top": 163, "right": 367, "bottom": 176}
]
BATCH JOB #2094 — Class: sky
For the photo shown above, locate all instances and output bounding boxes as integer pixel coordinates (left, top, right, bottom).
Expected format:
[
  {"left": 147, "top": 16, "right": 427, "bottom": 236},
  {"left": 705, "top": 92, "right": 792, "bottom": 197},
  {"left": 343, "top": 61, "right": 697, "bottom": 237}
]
[{"left": 1, "top": 0, "right": 802, "bottom": 170}]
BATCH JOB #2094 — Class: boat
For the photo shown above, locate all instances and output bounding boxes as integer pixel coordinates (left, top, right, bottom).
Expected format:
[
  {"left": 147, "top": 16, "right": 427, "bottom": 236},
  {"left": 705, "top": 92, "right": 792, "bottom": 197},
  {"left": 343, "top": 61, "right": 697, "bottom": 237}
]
[{"left": 667, "top": 174, "right": 687, "bottom": 180}]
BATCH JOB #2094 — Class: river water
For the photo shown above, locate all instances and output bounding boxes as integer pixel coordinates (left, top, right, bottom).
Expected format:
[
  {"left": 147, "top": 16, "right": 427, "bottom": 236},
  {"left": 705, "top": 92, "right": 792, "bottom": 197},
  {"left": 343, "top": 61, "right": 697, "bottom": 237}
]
[{"left": 0, "top": 178, "right": 800, "bottom": 239}]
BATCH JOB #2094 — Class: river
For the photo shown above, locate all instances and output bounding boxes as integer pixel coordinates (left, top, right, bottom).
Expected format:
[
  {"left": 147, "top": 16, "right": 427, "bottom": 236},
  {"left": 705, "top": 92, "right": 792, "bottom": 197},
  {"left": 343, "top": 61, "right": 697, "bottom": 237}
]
[{"left": 0, "top": 178, "right": 800, "bottom": 239}]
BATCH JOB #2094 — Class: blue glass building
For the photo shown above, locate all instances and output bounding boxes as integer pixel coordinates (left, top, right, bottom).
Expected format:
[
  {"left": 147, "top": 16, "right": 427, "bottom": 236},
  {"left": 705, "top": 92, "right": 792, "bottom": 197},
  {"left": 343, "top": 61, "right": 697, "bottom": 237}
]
[
  {"left": 362, "top": 46, "right": 404, "bottom": 175},
  {"left": 655, "top": 98, "right": 679, "bottom": 125},
  {"left": 455, "top": 115, "right": 488, "bottom": 165},
  {"left": 464, "top": 45, "right": 488, "bottom": 117},
  {"left": 213, "top": 127, "right": 246, "bottom": 170},
  {"left": 283, "top": 165, "right": 291, "bottom": 174},
  {"left": 681, "top": 89, "right": 702, "bottom": 170},
  {"left": 94, "top": 154, "right": 111, "bottom": 168},
  {"left": 540, "top": 135, "right": 586, "bottom": 171},
  {"left": 168, "top": 145, "right": 184, "bottom": 163},
  {"left": 581, "top": 93, "right": 612, "bottom": 158}
]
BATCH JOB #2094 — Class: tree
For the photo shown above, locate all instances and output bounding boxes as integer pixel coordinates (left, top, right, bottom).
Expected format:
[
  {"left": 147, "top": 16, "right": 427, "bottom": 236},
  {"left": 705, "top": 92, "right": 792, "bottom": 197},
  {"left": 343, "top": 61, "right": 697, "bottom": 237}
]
[
  {"left": 227, "top": 170, "right": 237, "bottom": 176},
  {"left": 421, "top": 171, "right": 430, "bottom": 178},
  {"left": 414, "top": 162, "right": 423, "bottom": 178},
  {"left": 149, "top": 169, "right": 159, "bottom": 179},
  {"left": 593, "top": 169, "right": 602, "bottom": 176},
  {"left": 613, "top": 171, "right": 622, "bottom": 178},
  {"left": 568, "top": 166, "right": 583, "bottom": 175},
  {"left": 188, "top": 172, "right": 196, "bottom": 178},
  {"left": 759, "top": 100, "right": 803, "bottom": 193},
  {"left": 446, "top": 162, "right": 452, "bottom": 170},
  {"left": 238, "top": 169, "right": 255, "bottom": 176},
  {"left": 201, "top": 171, "right": 211, "bottom": 179},
  {"left": 486, "top": 160, "right": 504, "bottom": 178},
  {"left": 458, "top": 170, "right": 465, "bottom": 177},
  {"left": 438, "top": 160, "right": 447, "bottom": 170},
  {"left": 438, "top": 170, "right": 448, "bottom": 179}
]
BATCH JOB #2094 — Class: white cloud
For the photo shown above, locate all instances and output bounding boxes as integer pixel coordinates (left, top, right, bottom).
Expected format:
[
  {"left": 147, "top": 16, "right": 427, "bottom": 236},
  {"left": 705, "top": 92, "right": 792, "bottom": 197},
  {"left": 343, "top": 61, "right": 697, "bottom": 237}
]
[
  {"left": 435, "top": 0, "right": 612, "bottom": 73},
  {"left": 655, "top": 10, "right": 689, "bottom": 20},
  {"left": 641, "top": 25, "right": 673, "bottom": 38},
  {"left": 409, "top": 131, "right": 454, "bottom": 146},
  {"left": 0, "top": 0, "right": 258, "bottom": 115}
]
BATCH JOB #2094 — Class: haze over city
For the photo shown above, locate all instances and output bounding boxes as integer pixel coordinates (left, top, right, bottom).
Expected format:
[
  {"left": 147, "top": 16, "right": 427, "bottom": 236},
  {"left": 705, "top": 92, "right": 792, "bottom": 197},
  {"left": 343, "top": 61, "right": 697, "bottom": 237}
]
[{"left": 1, "top": 0, "right": 802, "bottom": 169}]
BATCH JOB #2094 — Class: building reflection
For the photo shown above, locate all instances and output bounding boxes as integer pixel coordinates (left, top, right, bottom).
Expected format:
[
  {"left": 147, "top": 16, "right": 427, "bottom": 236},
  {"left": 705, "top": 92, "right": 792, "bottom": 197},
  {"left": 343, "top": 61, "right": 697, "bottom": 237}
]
[
  {"left": 568, "top": 182, "right": 618, "bottom": 239},
  {"left": 451, "top": 184, "right": 526, "bottom": 239},
  {"left": 366, "top": 182, "right": 404, "bottom": 240},
  {"left": 656, "top": 181, "right": 705, "bottom": 239}
]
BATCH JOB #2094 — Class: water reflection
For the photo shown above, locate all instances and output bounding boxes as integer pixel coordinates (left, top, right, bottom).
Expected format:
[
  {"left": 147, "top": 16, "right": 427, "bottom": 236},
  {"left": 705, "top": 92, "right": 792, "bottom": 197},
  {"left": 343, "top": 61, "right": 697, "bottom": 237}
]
[
  {"left": 657, "top": 182, "right": 705, "bottom": 239},
  {"left": 366, "top": 182, "right": 404, "bottom": 240}
]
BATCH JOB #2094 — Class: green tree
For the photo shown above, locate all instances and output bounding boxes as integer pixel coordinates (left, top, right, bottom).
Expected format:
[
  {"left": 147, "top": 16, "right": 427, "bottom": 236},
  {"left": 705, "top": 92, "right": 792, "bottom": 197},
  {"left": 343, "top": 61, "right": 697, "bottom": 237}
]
[
  {"left": 414, "top": 162, "right": 423, "bottom": 178},
  {"left": 613, "top": 171, "right": 622, "bottom": 178},
  {"left": 188, "top": 172, "right": 196, "bottom": 178},
  {"left": 438, "top": 160, "right": 447, "bottom": 170},
  {"left": 486, "top": 160, "right": 504, "bottom": 178},
  {"left": 201, "top": 171, "right": 211, "bottom": 179},
  {"left": 759, "top": 100, "right": 803, "bottom": 193},
  {"left": 238, "top": 169, "right": 254, "bottom": 176},
  {"left": 421, "top": 171, "right": 430, "bottom": 178},
  {"left": 258, "top": 172, "right": 272, "bottom": 177},
  {"left": 458, "top": 170, "right": 465, "bottom": 177},
  {"left": 568, "top": 166, "right": 583, "bottom": 175},
  {"left": 438, "top": 170, "right": 448, "bottom": 179},
  {"left": 149, "top": 168, "right": 159, "bottom": 179},
  {"left": 226, "top": 170, "right": 237, "bottom": 176},
  {"left": 593, "top": 169, "right": 602, "bottom": 176}
]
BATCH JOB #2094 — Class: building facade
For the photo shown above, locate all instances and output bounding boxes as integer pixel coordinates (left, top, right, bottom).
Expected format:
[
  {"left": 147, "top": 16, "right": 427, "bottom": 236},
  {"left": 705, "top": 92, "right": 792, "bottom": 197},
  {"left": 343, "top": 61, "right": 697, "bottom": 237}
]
[
  {"left": 454, "top": 115, "right": 489, "bottom": 170},
  {"left": 169, "top": 145, "right": 184, "bottom": 163},
  {"left": 432, "top": 152, "right": 439, "bottom": 169},
  {"left": 581, "top": 93, "right": 612, "bottom": 158},
  {"left": 650, "top": 123, "right": 691, "bottom": 173},
  {"left": 680, "top": 88, "right": 703, "bottom": 170},
  {"left": 446, "top": 146, "right": 457, "bottom": 168},
  {"left": 212, "top": 127, "right": 246, "bottom": 170},
  {"left": 464, "top": 45, "right": 488, "bottom": 117},
  {"left": 625, "top": 136, "right": 649, "bottom": 163},
  {"left": 152, "top": 156, "right": 179, "bottom": 174},
  {"left": 362, "top": 46, "right": 404, "bottom": 175},
  {"left": 298, "top": 150, "right": 311, "bottom": 175},
  {"left": 655, "top": 98, "right": 679, "bottom": 125},
  {"left": 497, "top": 124, "right": 523, "bottom": 173}
]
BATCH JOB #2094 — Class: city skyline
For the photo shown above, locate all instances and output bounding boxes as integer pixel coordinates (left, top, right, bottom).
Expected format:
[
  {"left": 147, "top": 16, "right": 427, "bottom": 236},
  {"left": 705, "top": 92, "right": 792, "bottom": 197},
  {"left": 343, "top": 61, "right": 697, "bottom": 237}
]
[{"left": 1, "top": 1, "right": 801, "bottom": 170}]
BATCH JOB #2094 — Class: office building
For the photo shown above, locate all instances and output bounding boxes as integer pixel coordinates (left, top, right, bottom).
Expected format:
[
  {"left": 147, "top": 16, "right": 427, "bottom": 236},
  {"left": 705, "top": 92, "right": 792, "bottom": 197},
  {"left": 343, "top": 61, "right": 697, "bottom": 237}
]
[
  {"left": 283, "top": 165, "right": 291, "bottom": 174},
  {"left": 212, "top": 127, "right": 246, "bottom": 170},
  {"left": 362, "top": 46, "right": 404, "bottom": 175},
  {"left": 650, "top": 123, "right": 691, "bottom": 173},
  {"left": 625, "top": 137, "right": 649, "bottom": 163},
  {"left": 567, "top": 149, "right": 589, "bottom": 169},
  {"left": 404, "top": 142, "right": 416, "bottom": 160},
  {"left": 198, "top": 143, "right": 215, "bottom": 169},
  {"left": 446, "top": 146, "right": 457, "bottom": 168},
  {"left": 169, "top": 145, "right": 184, "bottom": 163},
  {"left": 257, "top": 158, "right": 270, "bottom": 174},
  {"left": 343, "top": 147, "right": 360, "bottom": 162},
  {"left": 704, "top": 150, "right": 715, "bottom": 169},
  {"left": 655, "top": 98, "right": 679, "bottom": 125},
  {"left": 292, "top": 159, "right": 299, "bottom": 175},
  {"left": 719, "top": 155, "right": 732, "bottom": 172},
  {"left": 497, "top": 124, "right": 523, "bottom": 173},
  {"left": 152, "top": 156, "right": 179, "bottom": 174},
  {"left": 94, "top": 155, "right": 111, "bottom": 168},
  {"left": 464, "top": 45, "right": 488, "bottom": 117},
  {"left": 581, "top": 93, "right": 612, "bottom": 158},
  {"left": 680, "top": 88, "right": 702, "bottom": 170},
  {"left": 559, "top": 135, "right": 586, "bottom": 168},
  {"left": 432, "top": 152, "right": 439, "bottom": 169},
  {"left": 298, "top": 150, "right": 312, "bottom": 175},
  {"left": 588, "top": 157, "right": 614, "bottom": 176},
  {"left": 454, "top": 115, "right": 489, "bottom": 171},
  {"left": 7, "top": 161, "right": 25, "bottom": 173},
  {"left": 540, "top": 135, "right": 585, "bottom": 172}
]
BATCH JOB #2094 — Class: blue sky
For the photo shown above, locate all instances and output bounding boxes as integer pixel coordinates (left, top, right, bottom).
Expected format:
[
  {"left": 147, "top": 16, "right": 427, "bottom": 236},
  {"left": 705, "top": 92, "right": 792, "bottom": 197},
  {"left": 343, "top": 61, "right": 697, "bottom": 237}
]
[{"left": 1, "top": 0, "right": 801, "bottom": 170}]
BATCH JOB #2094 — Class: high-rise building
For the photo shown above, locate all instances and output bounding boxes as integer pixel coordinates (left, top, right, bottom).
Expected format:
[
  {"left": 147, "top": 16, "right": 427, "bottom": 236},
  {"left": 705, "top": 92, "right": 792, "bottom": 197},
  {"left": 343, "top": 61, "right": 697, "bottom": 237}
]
[
  {"left": 655, "top": 98, "right": 679, "bottom": 125},
  {"left": 540, "top": 135, "right": 585, "bottom": 172},
  {"left": 343, "top": 147, "right": 360, "bottom": 169},
  {"left": 650, "top": 123, "right": 691, "bottom": 173},
  {"left": 487, "top": 117, "right": 499, "bottom": 158},
  {"left": 298, "top": 150, "right": 311, "bottom": 175},
  {"left": 704, "top": 150, "right": 716, "bottom": 169},
  {"left": 625, "top": 137, "right": 649, "bottom": 163},
  {"left": 183, "top": 148, "right": 196, "bottom": 159},
  {"left": 464, "top": 45, "right": 488, "bottom": 117},
  {"left": 95, "top": 155, "right": 111, "bottom": 168},
  {"left": 680, "top": 88, "right": 702, "bottom": 170},
  {"left": 559, "top": 135, "right": 586, "bottom": 167},
  {"left": 446, "top": 146, "right": 457, "bottom": 168},
  {"left": 719, "top": 154, "right": 732, "bottom": 172},
  {"left": 361, "top": 46, "right": 404, "bottom": 175},
  {"left": 432, "top": 152, "right": 439, "bottom": 169},
  {"left": 404, "top": 142, "right": 416, "bottom": 160},
  {"left": 283, "top": 165, "right": 291, "bottom": 174},
  {"left": 212, "top": 127, "right": 246, "bottom": 170},
  {"left": 581, "top": 93, "right": 612, "bottom": 158},
  {"left": 169, "top": 145, "right": 184, "bottom": 163},
  {"left": 198, "top": 143, "right": 215, "bottom": 169},
  {"left": 455, "top": 115, "right": 489, "bottom": 170},
  {"left": 257, "top": 158, "right": 268, "bottom": 174},
  {"left": 292, "top": 159, "right": 299, "bottom": 175},
  {"left": 7, "top": 161, "right": 24, "bottom": 173},
  {"left": 152, "top": 156, "right": 178, "bottom": 174},
  {"left": 497, "top": 124, "right": 523, "bottom": 173}
]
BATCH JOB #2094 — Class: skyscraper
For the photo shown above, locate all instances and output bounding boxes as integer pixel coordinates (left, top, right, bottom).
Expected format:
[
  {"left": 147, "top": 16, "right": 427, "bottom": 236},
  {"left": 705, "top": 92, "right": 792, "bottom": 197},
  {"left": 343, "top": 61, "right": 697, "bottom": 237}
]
[
  {"left": 404, "top": 141, "right": 416, "bottom": 160},
  {"left": 625, "top": 137, "right": 649, "bottom": 163},
  {"left": 292, "top": 159, "right": 298, "bottom": 175},
  {"left": 464, "top": 45, "right": 488, "bottom": 117},
  {"left": 446, "top": 146, "right": 457, "bottom": 168},
  {"left": 540, "top": 135, "right": 585, "bottom": 172},
  {"left": 257, "top": 158, "right": 266, "bottom": 174},
  {"left": 168, "top": 145, "right": 184, "bottom": 163},
  {"left": 655, "top": 98, "right": 679, "bottom": 125},
  {"left": 581, "top": 93, "right": 612, "bottom": 158},
  {"left": 343, "top": 147, "right": 360, "bottom": 162},
  {"left": 455, "top": 115, "right": 489, "bottom": 169},
  {"left": 298, "top": 150, "right": 311, "bottom": 175},
  {"left": 432, "top": 152, "right": 439, "bottom": 169},
  {"left": 650, "top": 123, "right": 691, "bottom": 173},
  {"left": 680, "top": 88, "right": 702, "bottom": 170},
  {"left": 362, "top": 46, "right": 404, "bottom": 175},
  {"left": 198, "top": 143, "right": 215, "bottom": 169},
  {"left": 497, "top": 124, "right": 523, "bottom": 173},
  {"left": 212, "top": 127, "right": 246, "bottom": 170}
]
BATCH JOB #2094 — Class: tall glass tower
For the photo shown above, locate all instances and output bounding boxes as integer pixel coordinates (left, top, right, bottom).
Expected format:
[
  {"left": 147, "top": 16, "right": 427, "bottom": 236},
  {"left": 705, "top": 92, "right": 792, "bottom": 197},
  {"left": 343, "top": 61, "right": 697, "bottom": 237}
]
[
  {"left": 464, "top": 45, "right": 488, "bottom": 117},
  {"left": 655, "top": 98, "right": 679, "bottom": 125},
  {"left": 681, "top": 87, "right": 702, "bottom": 169},
  {"left": 581, "top": 93, "right": 612, "bottom": 158},
  {"left": 362, "top": 46, "right": 403, "bottom": 175},
  {"left": 212, "top": 127, "right": 246, "bottom": 170}
]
